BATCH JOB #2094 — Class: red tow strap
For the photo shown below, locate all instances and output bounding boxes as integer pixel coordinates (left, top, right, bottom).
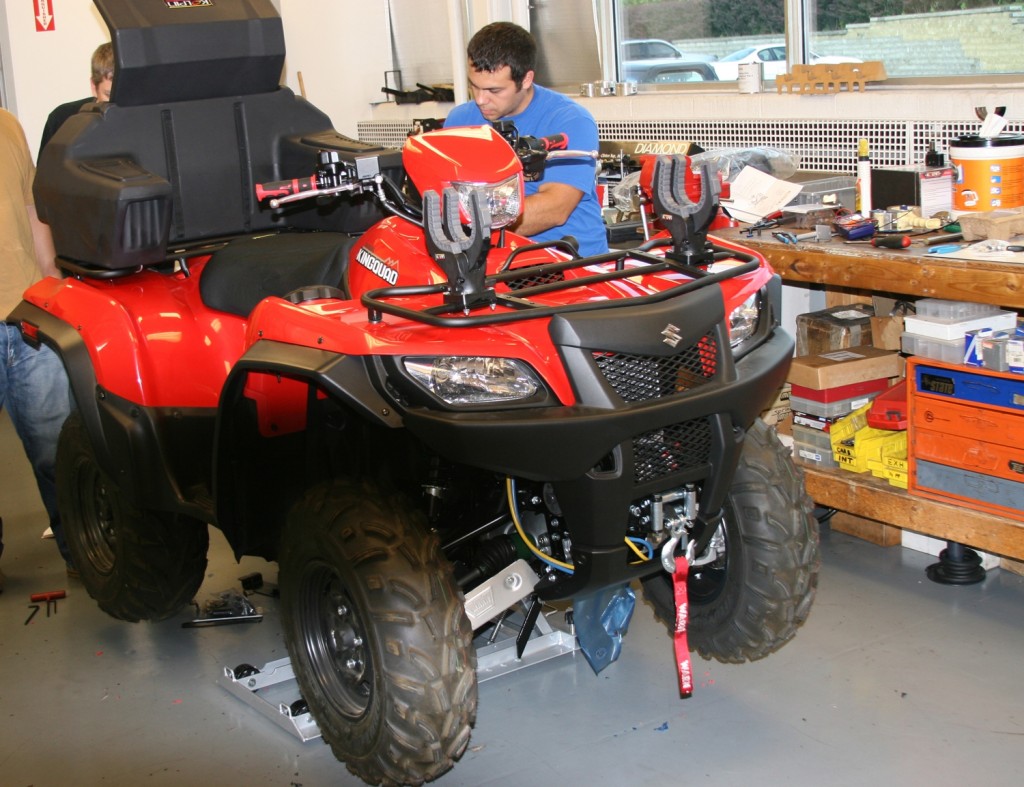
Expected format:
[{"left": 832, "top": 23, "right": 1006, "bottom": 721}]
[{"left": 673, "top": 555, "right": 693, "bottom": 697}]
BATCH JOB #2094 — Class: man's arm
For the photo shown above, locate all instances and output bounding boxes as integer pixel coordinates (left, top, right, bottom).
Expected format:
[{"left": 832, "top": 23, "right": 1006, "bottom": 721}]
[
  {"left": 513, "top": 181, "right": 584, "bottom": 237},
  {"left": 28, "top": 205, "right": 58, "bottom": 278}
]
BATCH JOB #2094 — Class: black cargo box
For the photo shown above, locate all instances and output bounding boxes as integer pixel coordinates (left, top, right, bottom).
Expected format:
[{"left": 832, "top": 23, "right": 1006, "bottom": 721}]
[{"left": 34, "top": 0, "right": 402, "bottom": 270}]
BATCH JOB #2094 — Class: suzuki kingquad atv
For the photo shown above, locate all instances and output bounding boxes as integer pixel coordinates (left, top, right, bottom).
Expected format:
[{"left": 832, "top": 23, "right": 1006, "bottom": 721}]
[{"left": 13, "top": 2, "right": 818, "bottom": 784}]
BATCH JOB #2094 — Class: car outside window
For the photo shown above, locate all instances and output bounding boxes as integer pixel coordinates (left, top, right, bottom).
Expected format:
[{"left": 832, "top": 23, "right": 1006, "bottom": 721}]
[{"left": 614, "top": 0, "right": 1024, "bottom": 83}]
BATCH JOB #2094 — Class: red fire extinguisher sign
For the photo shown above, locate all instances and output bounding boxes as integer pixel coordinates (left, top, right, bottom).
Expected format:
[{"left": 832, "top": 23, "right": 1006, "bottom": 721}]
[{"left": 34, "top": 0, "right": 55, "bottom": 32}]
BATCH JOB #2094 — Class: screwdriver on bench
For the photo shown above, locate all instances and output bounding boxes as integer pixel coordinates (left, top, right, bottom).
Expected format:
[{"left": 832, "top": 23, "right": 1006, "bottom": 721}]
[{"left": 870, "top": 234, "right": 911, "bottom": 249}]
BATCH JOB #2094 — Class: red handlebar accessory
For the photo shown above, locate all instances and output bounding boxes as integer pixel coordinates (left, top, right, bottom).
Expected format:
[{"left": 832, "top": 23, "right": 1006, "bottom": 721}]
[
  {"left": 255, "top": 175, "right": 318, "bottom": 203},
  {"left": 540, "top": 134, "right": 568, "bottom": 151}
]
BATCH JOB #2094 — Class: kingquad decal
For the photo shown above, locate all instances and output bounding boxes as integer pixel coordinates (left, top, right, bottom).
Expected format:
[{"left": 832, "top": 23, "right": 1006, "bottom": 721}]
[{"left": 356, "top": 248, "right": 399, "bottom": 285}]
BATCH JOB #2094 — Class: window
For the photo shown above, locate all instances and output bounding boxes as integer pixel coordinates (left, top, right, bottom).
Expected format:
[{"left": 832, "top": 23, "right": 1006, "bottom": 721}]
[{"left": 615, "top": 0, "right": 1024, "bottom": 84}]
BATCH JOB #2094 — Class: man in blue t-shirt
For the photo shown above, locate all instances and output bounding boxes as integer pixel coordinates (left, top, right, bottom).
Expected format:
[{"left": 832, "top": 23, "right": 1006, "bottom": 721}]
[{"left": 445, "top": 22, "right": 608, "bottom": 257}]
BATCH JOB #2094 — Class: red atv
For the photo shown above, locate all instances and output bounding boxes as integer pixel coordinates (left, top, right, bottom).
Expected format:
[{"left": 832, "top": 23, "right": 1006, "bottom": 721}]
[{"left": 13, "top": 1, "right": 818, "bottom": 784}]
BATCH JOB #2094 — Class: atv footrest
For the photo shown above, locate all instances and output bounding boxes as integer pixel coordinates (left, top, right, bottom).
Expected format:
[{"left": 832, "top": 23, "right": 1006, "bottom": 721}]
[
  {"left": 474, "top": 603, "right": 579, "bottom": 683},
  {"left": 217, "top": 657, "right": 322, "bottom": 743}
]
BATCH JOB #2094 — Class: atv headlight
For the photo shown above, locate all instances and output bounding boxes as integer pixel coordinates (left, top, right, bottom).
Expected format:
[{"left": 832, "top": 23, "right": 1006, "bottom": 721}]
[
  {"left": 451, "top": 175, "right": 523, "bottom": 229},
  {"left": 729, "top": 293, "right": 761, "bottom": 350},
  {"left": 404, "top": 356, "right": 541, "bottom": 405}
]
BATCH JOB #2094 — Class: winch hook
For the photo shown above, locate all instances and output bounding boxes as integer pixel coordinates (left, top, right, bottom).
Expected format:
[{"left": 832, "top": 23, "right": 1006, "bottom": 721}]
[{"left": 660, "top": 532, "right": 697, "bottom": 574}]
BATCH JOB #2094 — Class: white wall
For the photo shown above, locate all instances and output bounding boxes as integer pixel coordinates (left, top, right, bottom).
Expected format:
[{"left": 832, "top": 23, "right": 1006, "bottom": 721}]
[
  {"left": 0, "top": 0, "right": 391, "bottom": 161},
  {"left": 0, "top": 0, "right": 107, "bottom": 156},
  {"left": 2, "top": 0, "right": 1022, "bottom": 161},
  {"left": 371, "top": 81, "right": 1024, "bottom": 127},
  {"left": 276, "top": 0, "right": 390, "bottom": 137}
]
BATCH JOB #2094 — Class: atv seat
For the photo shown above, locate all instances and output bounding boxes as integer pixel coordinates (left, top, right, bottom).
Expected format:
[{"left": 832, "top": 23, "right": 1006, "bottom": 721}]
[
  {"left": 34, "top": 0, "right": 400, "bottom": 272},
  {"left": 200, "top": 232, "right": 355, "bottom": 317}
]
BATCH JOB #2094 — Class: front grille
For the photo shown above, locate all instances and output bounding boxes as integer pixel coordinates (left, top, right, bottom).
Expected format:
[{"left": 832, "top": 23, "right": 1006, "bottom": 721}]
[
  {"left": 593, "top": 332, "right": 718, "bottom": 403},
  {"left": 633, "top": 419, "right": 712, "bottom": 484}
]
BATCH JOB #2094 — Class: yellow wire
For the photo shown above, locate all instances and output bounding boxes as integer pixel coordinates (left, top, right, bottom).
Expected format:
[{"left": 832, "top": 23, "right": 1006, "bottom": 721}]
[
  {"left": 625, "top": 537, "right": 649, "bottom": 562},
  {"left": 505, "top": 477, "right": 575, "bottom": 571},
  {"left": 504, "top": 477, "right": 651, "bottom": 570}
]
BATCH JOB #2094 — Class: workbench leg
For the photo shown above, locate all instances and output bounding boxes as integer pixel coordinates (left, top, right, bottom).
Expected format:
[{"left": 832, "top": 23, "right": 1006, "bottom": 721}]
[{"left": 925, "top": 540, "right": 986, "bottom": 585}]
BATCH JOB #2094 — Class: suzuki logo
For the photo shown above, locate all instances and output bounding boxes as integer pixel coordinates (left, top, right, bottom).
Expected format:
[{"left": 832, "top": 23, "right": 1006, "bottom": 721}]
[{"left": 661, "top": 323, "right": 683, "bottom": 348}]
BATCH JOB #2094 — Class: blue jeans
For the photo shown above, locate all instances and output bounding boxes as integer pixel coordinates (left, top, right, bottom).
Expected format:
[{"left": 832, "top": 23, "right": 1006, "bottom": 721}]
[{"left": 0, "top": 323, "right": 73, "bottom": 564}]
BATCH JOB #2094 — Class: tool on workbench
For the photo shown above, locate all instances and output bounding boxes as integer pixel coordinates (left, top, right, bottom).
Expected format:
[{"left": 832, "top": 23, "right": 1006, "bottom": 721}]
[
  {"left": 871, "top": 234, "right": 911, "bottom": 249},
  {"left": 927, "top": 244, "right": 963, "bottom": 254},
  {"left": 25, "top": 604, "right": 40, "bottom": 625},
  {"left": 924, "top": 232, "right": 964, "bottom": 246},
  {"left": 834, "top": 211, "right": 876, "bottom": 240}
]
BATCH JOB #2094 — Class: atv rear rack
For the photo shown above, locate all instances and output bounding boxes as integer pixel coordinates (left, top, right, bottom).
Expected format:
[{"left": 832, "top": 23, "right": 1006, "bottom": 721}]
[{"left": 362, "top": 239, "right": 759, "bottom": 328}]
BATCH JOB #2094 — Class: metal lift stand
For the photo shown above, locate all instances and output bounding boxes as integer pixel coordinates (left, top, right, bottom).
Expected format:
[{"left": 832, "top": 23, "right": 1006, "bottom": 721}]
[{"left": 218, "top": 563, "right": 579, "bottom": 742}]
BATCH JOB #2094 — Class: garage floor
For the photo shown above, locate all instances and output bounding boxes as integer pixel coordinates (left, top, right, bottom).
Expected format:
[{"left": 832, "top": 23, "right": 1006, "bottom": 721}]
[{"left": 2, "top": 408, "right": 1023, "bottom": 787}]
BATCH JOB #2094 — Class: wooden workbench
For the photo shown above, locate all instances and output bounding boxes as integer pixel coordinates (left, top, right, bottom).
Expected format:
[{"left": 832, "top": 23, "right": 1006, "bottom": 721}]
[
  {"left": 723, "top": 230, "right": 1024, "bottom": 562},
  {"left": 730, "top": 231, "right": 1024, "bottom": 309}
]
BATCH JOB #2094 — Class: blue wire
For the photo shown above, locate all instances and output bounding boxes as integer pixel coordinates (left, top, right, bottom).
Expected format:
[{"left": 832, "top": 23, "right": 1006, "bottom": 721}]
[{"left": 627, "top": 536, "right": 655, "bottom": 559}]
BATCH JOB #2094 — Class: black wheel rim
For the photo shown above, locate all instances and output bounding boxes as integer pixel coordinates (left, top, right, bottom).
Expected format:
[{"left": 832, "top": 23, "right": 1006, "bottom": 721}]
[
  {"left": 80, "top": 463, "right": 117, "bottom": 575},
  {"left": 688, "top": 522, "right": 728, "bottom": 605},
  {"left": 299, "top": 561, "right": 373, "bottom": 719}
]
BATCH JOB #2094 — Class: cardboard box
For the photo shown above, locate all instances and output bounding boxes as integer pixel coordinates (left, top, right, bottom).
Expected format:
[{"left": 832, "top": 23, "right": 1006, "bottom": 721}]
[
  {"left": 796, "top": 303, "right": 874, "bottom": 355},
  {"left": 788, "top": 345, "right": 903, "bottom": 390},
  {"left": 760, "top": 383, "right": 792, "bottom": 429},
  {"left": 870, "top": 315, "right": 904, "bottom": 350},
  {"left": 870, "top": 295, "right": 910, "bottom": 351},
  {"left": 870, "top": 165, "right": 954, "bottom": 220}
]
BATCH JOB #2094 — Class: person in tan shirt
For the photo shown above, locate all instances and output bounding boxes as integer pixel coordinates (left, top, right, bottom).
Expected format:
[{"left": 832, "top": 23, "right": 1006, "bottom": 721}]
[{"left": 0, "top": 108, "right": 73, "bottom": 590}]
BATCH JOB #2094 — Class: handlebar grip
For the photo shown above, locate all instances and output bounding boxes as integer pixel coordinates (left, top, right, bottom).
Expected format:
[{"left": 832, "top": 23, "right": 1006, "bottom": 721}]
[
  {"left": 255, "top": 176, "right": 317, "bottom": 203},
  {"left": 540, "top": 134, "right": 568, "bottom": 151}
]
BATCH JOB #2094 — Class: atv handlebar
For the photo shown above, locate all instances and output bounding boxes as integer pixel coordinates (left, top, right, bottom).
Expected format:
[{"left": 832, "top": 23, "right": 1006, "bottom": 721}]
[
  {"left": 517, "top": 133, "right": 568, "bottom": 152},
  {"left": 254, "top": 176, "right": 319, "bottom": 204}
]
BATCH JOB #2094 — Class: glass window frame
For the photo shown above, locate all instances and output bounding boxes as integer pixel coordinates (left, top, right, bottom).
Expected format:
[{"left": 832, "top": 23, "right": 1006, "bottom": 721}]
[{"left": 610, "top": 0, "right": 1024, "bottom": 91}]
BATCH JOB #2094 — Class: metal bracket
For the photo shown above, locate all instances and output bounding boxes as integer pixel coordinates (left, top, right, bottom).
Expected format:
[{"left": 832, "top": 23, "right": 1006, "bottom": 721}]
[
  {"left": 217, "top": 658, "right": 321, "bottom": 742},
  {"left": 474, "top": 602, "right": 579, "bottom": 682},
  {"left": 462, "top": 558, "right": 538, "bottom": 629}
]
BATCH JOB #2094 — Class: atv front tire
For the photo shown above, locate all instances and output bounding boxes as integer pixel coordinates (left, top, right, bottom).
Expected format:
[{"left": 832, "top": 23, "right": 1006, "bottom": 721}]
[
  {"left": 56, "top": 411, "right": 209, "bottom": 621},
  {"left": 642, "top": 419, "right": 819, "bottom": 662},
  {"left": 279, "top": 478, "right": 477, "bottom": 786}
]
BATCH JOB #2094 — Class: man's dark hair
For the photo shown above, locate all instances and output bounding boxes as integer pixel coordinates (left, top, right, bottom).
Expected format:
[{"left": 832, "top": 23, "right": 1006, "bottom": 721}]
[{"left": 467, "top": 22, "right": 537, "bottom": 87}]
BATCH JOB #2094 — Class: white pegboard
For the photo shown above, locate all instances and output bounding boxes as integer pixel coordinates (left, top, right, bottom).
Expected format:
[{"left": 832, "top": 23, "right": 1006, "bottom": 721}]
[
  {"left": 356, "top": 120, "right": 418, "bottom": 149},
  {"left": 357, "top": 118, "right": 1024, "bottom": 175}
]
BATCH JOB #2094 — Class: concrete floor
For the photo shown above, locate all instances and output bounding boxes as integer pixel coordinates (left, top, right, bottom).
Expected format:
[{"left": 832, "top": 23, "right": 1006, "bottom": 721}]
[{"left": 2, "top": 408, "right": 1023, "bottom": 787}]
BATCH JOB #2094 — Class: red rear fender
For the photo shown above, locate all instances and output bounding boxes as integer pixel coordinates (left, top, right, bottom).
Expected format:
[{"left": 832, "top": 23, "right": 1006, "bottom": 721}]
[{"left": 22, "top": 265, "right": 248, "bottom": 408}]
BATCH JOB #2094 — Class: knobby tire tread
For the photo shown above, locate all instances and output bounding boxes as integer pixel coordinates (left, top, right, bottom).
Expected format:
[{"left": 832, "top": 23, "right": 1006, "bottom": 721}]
[
  {"left": 56, "top": 411, "right": 209, "bottom": 622},
  {"left": 643, "top": 419, "right": 819, "bottom": 663},
  {"left": 280, "top": 478, "right": 476, "bottom": 787}
]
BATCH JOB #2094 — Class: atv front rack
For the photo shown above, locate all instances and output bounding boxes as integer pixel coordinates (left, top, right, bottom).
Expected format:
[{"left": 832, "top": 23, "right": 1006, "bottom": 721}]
[{"left": 362, "top": 238, "right": 759, "bottom": 328}]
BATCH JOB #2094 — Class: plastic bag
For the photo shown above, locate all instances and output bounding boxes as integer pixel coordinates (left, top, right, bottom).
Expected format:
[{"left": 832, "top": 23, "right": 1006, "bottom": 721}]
[
  {"left": 573, "top": 584, "right": 636, "bottom": 674},
  {"left": 689, "top": 147, "right": 800, "bottom": 183},
  {"left": 610, "top": 170, "right": 644, "bottom": 214}
]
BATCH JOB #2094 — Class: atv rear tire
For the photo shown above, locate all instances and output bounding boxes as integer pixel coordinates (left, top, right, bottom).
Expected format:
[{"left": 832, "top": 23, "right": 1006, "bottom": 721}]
[
  {"left": 642, "top": 419, "right": 819, "bottom": 662},
  {"left": 279, "top": 478, "right": 477, "bottom": 786},
  {"left": 56, "top": 411, "right": 209, "bottom": 622}
]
